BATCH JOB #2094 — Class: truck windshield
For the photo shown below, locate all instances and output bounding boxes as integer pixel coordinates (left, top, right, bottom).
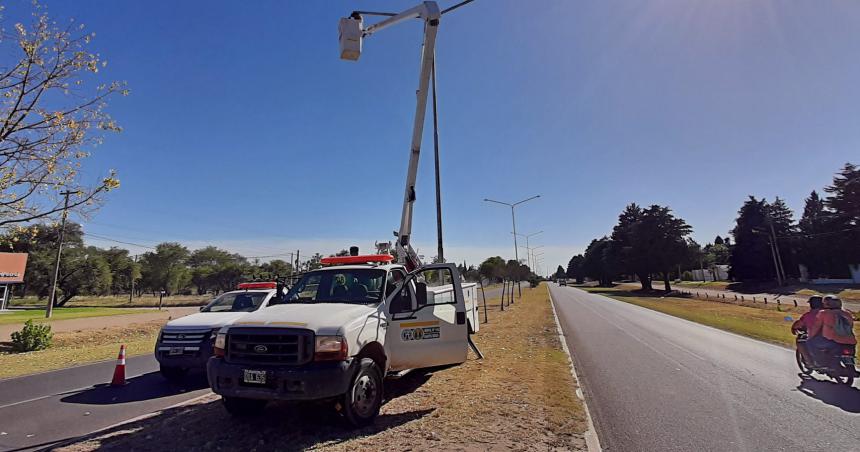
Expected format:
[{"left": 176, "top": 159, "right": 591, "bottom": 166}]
[
  {"left": 279, "top": 268, "right": 386, "bottom": 305},
  {"left": 201, "top": 291, "right": 268, "bottom": 312}
]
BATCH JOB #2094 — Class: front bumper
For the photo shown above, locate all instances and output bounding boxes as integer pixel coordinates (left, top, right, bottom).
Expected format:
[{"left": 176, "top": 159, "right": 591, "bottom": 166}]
[
  {"left": 154, "top": 339, "right": 215, "bottom": 369},
  {"left": 207, "top": 358, "right": 356, "bottom": 401}
]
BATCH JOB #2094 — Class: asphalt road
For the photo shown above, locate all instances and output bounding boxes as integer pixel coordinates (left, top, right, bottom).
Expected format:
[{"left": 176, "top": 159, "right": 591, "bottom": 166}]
[
  {"left": 0, "top": 355, "right": 210, "bottom": 451},
  {"left": 550, "top": 284, "right": 860, "bottom": 452}
]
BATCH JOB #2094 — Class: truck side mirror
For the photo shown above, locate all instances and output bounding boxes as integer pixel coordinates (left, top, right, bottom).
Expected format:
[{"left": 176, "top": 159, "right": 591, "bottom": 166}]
[{"left": 415, "top": 282, "right": 428, "bottom": 307}]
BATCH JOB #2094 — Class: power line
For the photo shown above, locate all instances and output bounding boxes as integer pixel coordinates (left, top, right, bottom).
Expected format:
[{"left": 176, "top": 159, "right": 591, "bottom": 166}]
[{"left": 83, "top": 232, "right": 157, "bottom": 250}]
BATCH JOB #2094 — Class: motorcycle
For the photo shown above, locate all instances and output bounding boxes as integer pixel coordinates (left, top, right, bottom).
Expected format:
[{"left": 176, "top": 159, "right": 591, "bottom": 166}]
[{"left": 795, "top": 331, "right": 858, "bottom": 386}]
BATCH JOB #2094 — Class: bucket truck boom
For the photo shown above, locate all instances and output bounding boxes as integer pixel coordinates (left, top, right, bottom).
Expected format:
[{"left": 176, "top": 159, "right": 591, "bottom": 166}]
[{"left": 339, "top": 2, "right": 441, "bottom": 271}]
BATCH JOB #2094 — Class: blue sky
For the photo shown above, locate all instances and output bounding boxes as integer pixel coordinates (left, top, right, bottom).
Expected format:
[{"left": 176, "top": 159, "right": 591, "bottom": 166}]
[{"left": 7, "top": 1, "right": 860, "bottom": 274}]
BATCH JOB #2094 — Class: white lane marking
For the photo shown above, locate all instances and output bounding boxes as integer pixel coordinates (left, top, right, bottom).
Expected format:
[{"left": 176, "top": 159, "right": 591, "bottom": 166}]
[
  {"left": 0, "top": 387, "right": 91, "bottom": 410},
  {"left": 0, "top": 367, "right": 159, "bottom": 410},
  {"left": 548, "top": 285, "right": 602, "bottom": 452},
  {"left": 662, "top": 338, "right": 707, "bottom": 361}
]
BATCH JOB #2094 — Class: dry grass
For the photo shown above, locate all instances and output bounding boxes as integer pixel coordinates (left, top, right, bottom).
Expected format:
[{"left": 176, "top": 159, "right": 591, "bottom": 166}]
[
  {"left": 10, "top": 293, "right": 210, "bottom": 309},
  {"left": 0, "top": 321, "right": 162, "bottom": 379},
  {"left": 57, "top": 284, "right": 587, "bottom": 452}
]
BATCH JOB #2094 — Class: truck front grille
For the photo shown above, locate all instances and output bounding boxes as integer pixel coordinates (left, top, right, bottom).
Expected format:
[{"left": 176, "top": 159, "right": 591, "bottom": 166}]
[
  {"left": 226, "top": 328, "right": 314, "bottom": 365},
  {"left": 160, "top": 329, "right": 210, "bottom": 345}
]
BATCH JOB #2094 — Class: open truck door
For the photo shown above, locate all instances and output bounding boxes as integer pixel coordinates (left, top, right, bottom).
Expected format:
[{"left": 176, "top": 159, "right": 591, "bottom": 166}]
[{"left": 384, "top": 263, "right": 468, "bottom": 371}]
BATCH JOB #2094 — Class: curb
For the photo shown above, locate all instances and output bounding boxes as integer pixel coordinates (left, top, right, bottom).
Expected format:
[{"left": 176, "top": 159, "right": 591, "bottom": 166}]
[{"left": 548, "top": 287, "right": 602, "bottom": 452}]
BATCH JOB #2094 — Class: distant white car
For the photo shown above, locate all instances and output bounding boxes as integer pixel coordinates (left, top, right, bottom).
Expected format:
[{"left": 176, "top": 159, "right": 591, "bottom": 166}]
[
  {"left": 558, "top": 279, "right": 568, "bottom": 286},
  {"left": 155, "top": 282, "right": 280, "bottom": 380}
]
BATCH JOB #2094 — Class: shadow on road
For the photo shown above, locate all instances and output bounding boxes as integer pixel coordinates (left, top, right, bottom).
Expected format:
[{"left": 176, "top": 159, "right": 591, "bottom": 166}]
[
  {"left": 797, "top": 376, "right": 860, "bottom": 413},
  {"left": 57, "top": 370, "right": 435, "bottom": 450},
  {"left": 60, "top": 371, "right": 209, "bottom": 405}
]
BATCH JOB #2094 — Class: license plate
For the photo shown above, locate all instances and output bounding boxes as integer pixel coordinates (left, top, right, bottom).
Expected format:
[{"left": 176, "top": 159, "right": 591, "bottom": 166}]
[
  {"left": 169, "top": 347, "right": 184, "bottom": 355},
  {"left": 243, "top": 369, "right": 267, "bottom": 384}
]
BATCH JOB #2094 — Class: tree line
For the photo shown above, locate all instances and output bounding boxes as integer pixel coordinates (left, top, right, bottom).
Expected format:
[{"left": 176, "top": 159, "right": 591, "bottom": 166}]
[
  {"left": 0, "top": 223, "right": 301, "bottom": 306},
  {"left": 564, "top": 162, "right": 859, "bottom": 289}
]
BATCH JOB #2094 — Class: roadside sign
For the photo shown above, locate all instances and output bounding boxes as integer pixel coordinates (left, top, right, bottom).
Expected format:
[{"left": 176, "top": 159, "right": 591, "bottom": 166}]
[{"left": 0, "top": 253, "right": 28, "bottom": 284}]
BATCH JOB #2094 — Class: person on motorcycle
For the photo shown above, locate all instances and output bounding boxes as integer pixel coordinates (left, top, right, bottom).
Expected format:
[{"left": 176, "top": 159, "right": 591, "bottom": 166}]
[
  {"left": 806, "top": 295, "right": 856, "bottom": 366},
  {"left": 792, "top": 295, "right": 823, "bottom": 363}
]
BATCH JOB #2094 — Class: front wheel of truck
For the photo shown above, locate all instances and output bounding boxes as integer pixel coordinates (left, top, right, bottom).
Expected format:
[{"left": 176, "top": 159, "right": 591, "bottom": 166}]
[
  {"left": 342, "top": 358, "right": 383, "bottom": 427},
  {"left": 222, "top": 396, "right": 267, "bottom": 416}
]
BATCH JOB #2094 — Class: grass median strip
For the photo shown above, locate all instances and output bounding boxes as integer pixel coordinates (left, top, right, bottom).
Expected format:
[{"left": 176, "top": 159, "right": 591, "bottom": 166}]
[
  {"left": 0, "top": 321, "right": 161, "bottom": 380},
  {"left": 58, "top": 283, "right": 588, "bottom": 452},
  {"left": 580, "top": 286, "right": 860, "bottom": 356},
  {"left": 0, "top": 307, "right": 143, "bottom": 325}
]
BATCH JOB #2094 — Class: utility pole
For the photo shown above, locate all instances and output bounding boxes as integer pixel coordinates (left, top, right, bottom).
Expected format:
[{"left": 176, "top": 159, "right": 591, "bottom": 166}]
[
  {"left": 46, "top": 191, "right": 73, "bottom": 319},
  {"left": 768, "top": 219, "right": 787, "bottom": 284},
  {"left": 432, "top": 57, "right": 444, "bottom": 264},
  {"left": 768, "top": 239, "right": 783, "bottom": 286},
  {"left": 129, "top": 254, "right": 138, "bottom": 304}
]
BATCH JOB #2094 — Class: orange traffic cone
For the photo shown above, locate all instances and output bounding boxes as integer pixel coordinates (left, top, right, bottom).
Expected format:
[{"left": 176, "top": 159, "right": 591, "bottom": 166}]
[{"left": 110, "top": 344, "right": 127, "bottom": 386}]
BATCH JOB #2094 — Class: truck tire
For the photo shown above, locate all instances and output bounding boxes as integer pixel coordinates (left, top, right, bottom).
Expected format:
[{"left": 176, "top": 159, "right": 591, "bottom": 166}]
[
  {"left": 342, "top": 358, "right": 383, "bottom": 427},
  {"left": 222, "top": 396, "right": 267, "bottom": 416},
  {"left": 160, "top": 365, "right": 187, "bottom": 382}
]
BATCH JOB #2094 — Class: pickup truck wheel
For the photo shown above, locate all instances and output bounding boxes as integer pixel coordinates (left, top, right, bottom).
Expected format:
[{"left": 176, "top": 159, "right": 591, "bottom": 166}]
[
  {"left": 342, "top": 358, "right": 383, "bottom": 427},
  {"left": 222, "top": 396, "right": 267, "bottom": 416},
  {"left": 159, "top": 365, "right": 186, "bottom": 382}
]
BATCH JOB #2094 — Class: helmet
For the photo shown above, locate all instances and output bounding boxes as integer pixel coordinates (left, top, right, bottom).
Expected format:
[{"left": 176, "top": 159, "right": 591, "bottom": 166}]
[
  {"left": 823, "top": 295, "right": 842, "bottom": 309},
  {"left": 807, "top": 295, "right": 823, "bottom": 310}
]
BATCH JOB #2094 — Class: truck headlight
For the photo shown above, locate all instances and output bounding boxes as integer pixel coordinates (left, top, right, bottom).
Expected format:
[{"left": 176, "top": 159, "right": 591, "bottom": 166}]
[
  {"left": 214, "top": 332, "right": 227, "bottom": 358},
  {"left": 314, "top": 335, "right": 348, "bottom": 361}
]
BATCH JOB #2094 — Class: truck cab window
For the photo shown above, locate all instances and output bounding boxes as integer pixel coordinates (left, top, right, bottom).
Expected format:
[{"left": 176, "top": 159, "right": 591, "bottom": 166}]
[{"left": 388, "top": 280, "right": 414, "bottom": 314}]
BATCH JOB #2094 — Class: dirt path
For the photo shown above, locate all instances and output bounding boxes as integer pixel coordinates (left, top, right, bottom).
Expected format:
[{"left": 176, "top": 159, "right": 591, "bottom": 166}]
[{"left": 0, "top": 307, "right": 199, "bottom": 341}]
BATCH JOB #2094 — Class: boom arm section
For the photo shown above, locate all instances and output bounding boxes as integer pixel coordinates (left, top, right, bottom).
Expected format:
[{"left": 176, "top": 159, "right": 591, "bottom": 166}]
[{"left": 340, "top": 2, "right": 441, "bottom": 271}]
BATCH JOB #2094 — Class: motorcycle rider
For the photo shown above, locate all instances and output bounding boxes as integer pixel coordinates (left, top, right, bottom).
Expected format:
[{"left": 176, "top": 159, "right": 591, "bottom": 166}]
[
  {"left": 792, "top": 295, "right": 823, "bottom": 364},
  {"left": 806, "top": 295, "right": 856, "bottom": 366}
]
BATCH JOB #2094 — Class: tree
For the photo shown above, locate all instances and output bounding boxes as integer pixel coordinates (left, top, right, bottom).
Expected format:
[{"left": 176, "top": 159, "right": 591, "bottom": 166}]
[
  {"left": 730, "top": 196, "right": 777, "bottom": 281},
  {"left": 798, "top": 191, "right": 845, "bottom": 278},
  {"left": 609, "top": 204, "right": 648, "bottom": 288},
  {"left": 139, "top": 243, "right": 190, "bottom": 295},
  {"left": 566, "top": 254, "right": 585, "bottom": 284},
  {"left": 259, "top": 259, "right": 292, "bottom": 280},
  {"left": 824, "top": 163, "right": 860, "bottom": 271},
  {"left": 582, "top": 237, "right": 617, "bottom": 287},
  {"left": 0, "top": 223, "right": 119, "bottom": 305},
  {"left": 555, "top": 265, "right": 566, "bottom": 280},
  {"left": 825, "top": 163, "right": 860, "bottom": 223},
  {"left": 478, "top": 256, "right": 505, "bottom": 283},
  {"left": 100, "top": 247, "right": 139, "bottom": 295},
  {"left": 608, "top": 204, "right": 692, "bottom": 290},
  {"left": 634, "top": 205, "right": 693, "bottom": 291},
  {"left": 0, "top": 5, "right": 127, "bottom": 228},
  {"left": 188, "top": 246, "right": 249, "bottom": 294},
  {"left": 714, "top": 235, "right": 725, "bottom": 246}
]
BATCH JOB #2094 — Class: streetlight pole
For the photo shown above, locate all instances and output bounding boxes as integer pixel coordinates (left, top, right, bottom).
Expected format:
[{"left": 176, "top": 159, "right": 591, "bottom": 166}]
[
  {"left": 484, "top": 195, "right": 540, "bottom": 297},
  {"left": 47, "top": 191, "right": 73, "bottom": 319},
  {"left": 515, "top": 231, "right": 543, "bottom": 271}
]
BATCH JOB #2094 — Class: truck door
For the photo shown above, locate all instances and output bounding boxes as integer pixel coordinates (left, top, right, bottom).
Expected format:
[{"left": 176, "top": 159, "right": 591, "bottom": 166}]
[{"left": 384, "top": 264, "right": 468, "bottom": 371}]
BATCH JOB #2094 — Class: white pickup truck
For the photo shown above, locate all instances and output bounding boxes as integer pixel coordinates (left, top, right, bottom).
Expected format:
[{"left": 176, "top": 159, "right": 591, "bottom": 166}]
[
  {"left": 155, "top": 282, "right": 280, "bottom": 380},
  {"left": 207, "top": 255, "right": 479, "bottom": 426}
]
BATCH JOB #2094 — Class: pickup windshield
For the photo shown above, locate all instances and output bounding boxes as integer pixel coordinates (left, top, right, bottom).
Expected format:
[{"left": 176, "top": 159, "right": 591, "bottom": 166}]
[
  {"left": 201, "top": 291, "right": 268, "bottom": 312},
  {"left": 279, "top": 268, "right": 386, "bottom": 305}
]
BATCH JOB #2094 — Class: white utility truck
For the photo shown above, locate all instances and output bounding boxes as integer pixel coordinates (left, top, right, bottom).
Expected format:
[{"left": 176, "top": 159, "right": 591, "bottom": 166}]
[
  {"left": 155, "top": 282, "right": 280, "bottom": 380},
  {"left": 207, "top": 254, "right": 479, "bottom": 425}
]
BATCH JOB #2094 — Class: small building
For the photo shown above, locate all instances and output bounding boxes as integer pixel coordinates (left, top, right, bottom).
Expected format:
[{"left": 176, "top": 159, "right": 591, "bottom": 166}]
[{"left": 0, "top": 253, "right": 28, "bottom": 310}]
